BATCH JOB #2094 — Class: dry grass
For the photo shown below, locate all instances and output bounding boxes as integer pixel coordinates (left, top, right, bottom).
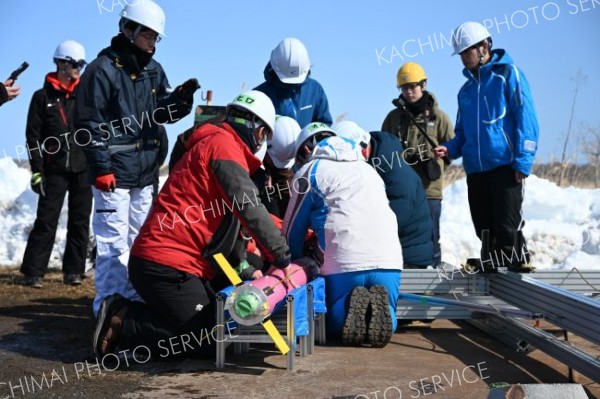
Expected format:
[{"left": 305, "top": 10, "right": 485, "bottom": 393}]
[{"left": 444, "top": 163, "right": 599, "bottom": 189}]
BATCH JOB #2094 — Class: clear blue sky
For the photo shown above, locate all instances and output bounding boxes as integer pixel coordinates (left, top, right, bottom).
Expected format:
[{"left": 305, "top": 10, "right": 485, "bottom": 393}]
[{"left": 1, "top": 0, "right": 599, "bottom": 164}]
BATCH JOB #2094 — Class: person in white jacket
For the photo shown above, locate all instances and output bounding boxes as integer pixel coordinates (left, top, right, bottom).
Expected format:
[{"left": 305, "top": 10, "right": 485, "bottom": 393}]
[{"left": 283, "top": 122, "right": 403, "bottom": 348}]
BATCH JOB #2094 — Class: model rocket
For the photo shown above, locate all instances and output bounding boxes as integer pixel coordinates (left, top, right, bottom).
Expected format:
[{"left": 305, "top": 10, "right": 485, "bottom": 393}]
[{"left": 225, "top": 261, "right": 316, "bottom": 326}]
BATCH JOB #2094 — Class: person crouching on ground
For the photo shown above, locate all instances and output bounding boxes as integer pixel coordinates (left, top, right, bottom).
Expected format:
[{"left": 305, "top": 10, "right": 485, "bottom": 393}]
[
  {"left": 283, "top": 123, "right": 403, "bottom": 348},
  {"left": 333, "top": 120, "right": 433, "bottom": 269},
  {"left": 92, "top": 90, "right": 291, "bottom": 359}
]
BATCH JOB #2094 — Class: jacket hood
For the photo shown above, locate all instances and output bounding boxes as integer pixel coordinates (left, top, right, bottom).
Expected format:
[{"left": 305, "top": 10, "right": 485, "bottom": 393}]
[
  {"left": 462, "top": 49, "right": 513, "bottom": 79},
  {"left": 309, "top": 136, "right": 365, "bottom": 163},
  {"left": 186, "top": 122, "right": 262, "bottom": 174}
]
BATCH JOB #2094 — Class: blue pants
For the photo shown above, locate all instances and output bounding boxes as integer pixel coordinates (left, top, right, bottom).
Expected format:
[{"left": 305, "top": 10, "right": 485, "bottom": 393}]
[{"left": 324, "top": 269, "right": 401, "bottom": 336}]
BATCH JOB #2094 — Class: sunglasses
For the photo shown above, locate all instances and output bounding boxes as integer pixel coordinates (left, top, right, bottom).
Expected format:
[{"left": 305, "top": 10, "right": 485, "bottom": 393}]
[
  {"left": 66, "top": 59, "right": 86, "bottom": 69},
  {"left": 138, "top": 30, "right": 162, "bottom": 43}
]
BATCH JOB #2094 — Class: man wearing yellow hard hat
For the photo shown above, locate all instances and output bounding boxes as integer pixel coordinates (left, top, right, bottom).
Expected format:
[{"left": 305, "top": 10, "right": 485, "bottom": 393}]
[{"left": 382, "top": 62, "right": 455, "bottom": 269}]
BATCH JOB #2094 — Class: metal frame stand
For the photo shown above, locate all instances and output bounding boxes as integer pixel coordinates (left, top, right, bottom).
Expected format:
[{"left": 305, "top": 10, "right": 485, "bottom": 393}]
[{"left": 215, "top": 278, "right": 326, "bottom": 371}]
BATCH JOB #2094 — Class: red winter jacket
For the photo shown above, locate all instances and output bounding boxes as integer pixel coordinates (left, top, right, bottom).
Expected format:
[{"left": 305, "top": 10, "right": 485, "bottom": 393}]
[{"left": 131, "top": 122, "right": 290, "bottom": 280}]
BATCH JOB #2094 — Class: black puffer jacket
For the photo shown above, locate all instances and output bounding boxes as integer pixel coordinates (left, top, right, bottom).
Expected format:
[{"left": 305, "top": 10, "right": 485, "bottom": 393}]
[
  {"left": 73, "top": 34, "right": 192, "bottom": 188},
  {"left": 26, "top": 73, "right": 87, "bottom": 174}
]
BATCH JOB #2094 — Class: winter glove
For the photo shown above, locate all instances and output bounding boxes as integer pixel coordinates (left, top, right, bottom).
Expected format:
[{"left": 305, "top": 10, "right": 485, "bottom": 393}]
[
  {"left": 95, "top": 173, "right": 116, "bottom": 192},
  {"left": 271, "top": 249, "right": 291, "bottom": 269},
  {"left": 175, "top": 78, "right": 200, "bottom": 101},
  {"left": 30, "top": 172, "right": 45, "bottom": 197},
  {"left": 237, "top": 260, "right": 259, "bottom": 281}
]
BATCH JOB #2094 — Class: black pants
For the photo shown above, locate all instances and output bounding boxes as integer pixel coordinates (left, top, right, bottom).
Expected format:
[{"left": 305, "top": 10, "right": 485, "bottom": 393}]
[
  {"left": 428, "top": 199, "right": 442, "bottom": 267},
  {"left": 21, "top": 172, "right": 92, "bottom": 277},
  {"left": 120, "top": 256, "right": 230, "bottom": 359},
  {"left": 466, "top": 165, "right": 529, "bottom": 268}
]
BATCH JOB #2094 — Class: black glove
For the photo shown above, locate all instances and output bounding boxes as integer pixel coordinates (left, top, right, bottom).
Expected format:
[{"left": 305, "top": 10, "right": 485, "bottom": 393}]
[
  {"left": 30, "top": 172, "right": 45, "bottom": 197},
  {"left": 175, "top": 78, "right": 200, "bottom": 101},
  {"left": 272, "top": 249, "right": 291, "bottom": 269}
]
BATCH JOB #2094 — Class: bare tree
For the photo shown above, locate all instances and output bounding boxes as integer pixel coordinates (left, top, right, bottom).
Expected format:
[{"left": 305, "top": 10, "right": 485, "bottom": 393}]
[
  {"left": 559, "top": 69, "right": 588, "bottom": 186},
  {"left": 579, "top": 124, "right": 600, "bottom": 188}
]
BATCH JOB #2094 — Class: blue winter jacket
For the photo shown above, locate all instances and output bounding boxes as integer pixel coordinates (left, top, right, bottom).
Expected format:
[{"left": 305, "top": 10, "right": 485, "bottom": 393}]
[
  {"left": 445, "top": 49, "right": 539, "bottom": 176},
  {"left": 254, "top": 63, "right": 332, "bottom": 128},
  {"left": 370, "top": 131, "right": 433, "bottom": 267}
]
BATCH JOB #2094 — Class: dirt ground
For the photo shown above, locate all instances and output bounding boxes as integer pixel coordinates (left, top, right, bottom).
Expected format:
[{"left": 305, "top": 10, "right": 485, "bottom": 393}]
[{"left": 0, "top": 269, "right": 598, "bottom": 399}]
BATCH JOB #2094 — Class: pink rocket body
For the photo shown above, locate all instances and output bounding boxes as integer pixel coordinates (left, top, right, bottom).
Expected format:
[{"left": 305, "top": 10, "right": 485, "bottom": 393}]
[{"left": 249, "top": 262, "right": 310, "bottom": 311}]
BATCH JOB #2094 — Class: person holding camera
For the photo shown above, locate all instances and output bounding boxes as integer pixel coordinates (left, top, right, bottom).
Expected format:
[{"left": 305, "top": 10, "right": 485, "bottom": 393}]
[
  {"left": 0, "top": 79, "right": 21, "bottom": 106},
  {"left": 382, "top": 62, "right": 454, "bottom": 268}
]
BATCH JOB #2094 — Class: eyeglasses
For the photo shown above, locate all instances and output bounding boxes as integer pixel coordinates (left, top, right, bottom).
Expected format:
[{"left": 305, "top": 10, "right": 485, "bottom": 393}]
[
  {"left": 397, "top": 82, "right": 421, "bottom": 93},
  {"left": 138, "top": 31, "right": 161, "bottom": 43}
]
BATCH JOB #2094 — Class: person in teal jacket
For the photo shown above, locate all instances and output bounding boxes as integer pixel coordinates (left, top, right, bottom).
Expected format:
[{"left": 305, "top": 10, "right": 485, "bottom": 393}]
[{"left": 435, "top": 22, "right": 539, "bottom": 271}]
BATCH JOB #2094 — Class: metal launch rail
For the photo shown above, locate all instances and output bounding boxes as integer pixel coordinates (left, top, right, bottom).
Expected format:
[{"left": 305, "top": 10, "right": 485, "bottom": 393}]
[{"left": 396, "top": 268, "right": 600, "bottom": 382}]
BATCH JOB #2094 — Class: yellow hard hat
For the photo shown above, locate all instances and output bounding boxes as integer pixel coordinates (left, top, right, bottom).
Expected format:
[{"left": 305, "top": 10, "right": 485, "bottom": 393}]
[{"left": 396, "top": 62, "right": 427, "bottom": 86}]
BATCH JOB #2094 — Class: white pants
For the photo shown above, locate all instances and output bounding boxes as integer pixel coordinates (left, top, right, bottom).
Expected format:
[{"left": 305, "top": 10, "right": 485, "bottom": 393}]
[{"left": 92, "top": 186, "right": 153, "bottom": 316}]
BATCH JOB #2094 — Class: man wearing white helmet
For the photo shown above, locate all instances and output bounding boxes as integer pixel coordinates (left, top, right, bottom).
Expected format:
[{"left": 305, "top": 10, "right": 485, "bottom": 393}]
[
  {"left": 254, "top": 38, "right": 332, "bottom": 220},
  {"left": 254, "top": 37, "right": 332, "bottom": 128},
  {"left": 20, "top": 40, "right": 92, "bottom": 288},
  {"left": 74, "top": 0, "right": 198, "bottom": 317},
  {"left": 92, "top": 90, "right": 291, "bottom": 359},
  {"left": 434, "top": 21, "right": 539, "bottom": 272},
  {"left": 283, "top": 123, "right": 403, "bottom": 348},
  {"left": 260, "top": 115, "right": 301, "bottom": 217}
]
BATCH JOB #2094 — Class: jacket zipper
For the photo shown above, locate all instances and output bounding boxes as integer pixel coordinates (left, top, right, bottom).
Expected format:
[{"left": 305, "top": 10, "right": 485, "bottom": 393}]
[
  {"left": 57, "top": 99, "right": 71, "bottom": 170},
  {"left": 471, "top": 70, "right": 483, "bottom": 172}
]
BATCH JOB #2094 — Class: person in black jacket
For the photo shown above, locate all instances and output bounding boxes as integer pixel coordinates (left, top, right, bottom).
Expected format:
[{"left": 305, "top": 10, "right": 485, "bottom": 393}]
[
  {"left": 20, "top": 40, "right": 92, "bottom": 288},
  {"left": 333, "top": 121, "right": 434, "bottom": 268},
  {"left": 73, "top": 0, "right": 197, "bottom": 317}
]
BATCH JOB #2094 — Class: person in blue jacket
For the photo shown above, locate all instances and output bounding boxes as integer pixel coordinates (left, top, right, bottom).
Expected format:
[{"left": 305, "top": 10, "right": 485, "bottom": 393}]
[
  {"left": 254, "top": 37, "right": 332, "bottom": 128},
  {"left": 254, "top": 38, "right": 333, "bottom": 218},
  {"left": 435, "top": 22, "right": 539, "bottom": 271},
  {"left": 334, "top": 121, "right": 433, "bottom": 268}
]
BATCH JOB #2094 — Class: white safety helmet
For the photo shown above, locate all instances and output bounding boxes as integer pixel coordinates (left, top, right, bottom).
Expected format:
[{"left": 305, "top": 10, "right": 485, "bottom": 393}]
[
  {"left": 270, "top": 38, "right": 311, "bottom": 85},
  {"left": 120, "top": 0, "right": 166, "bottom": 36},
  {"left": 53, "top": 40, "right": 86, "bottom": 63},
  {"left": 268, "top": 116, "right": 302, "bottom": 169},
  {"left": 226, "top": 90, "right": 276, "bottom": 134},
  {"left": 332, "top": 120, "right": 371, "bottom": 147},
  {"left": 451, "top": 21, "right": 491, "bottom": 56},
  {"left": 295, "top": 122, "right": 336, "bottom": 167}
]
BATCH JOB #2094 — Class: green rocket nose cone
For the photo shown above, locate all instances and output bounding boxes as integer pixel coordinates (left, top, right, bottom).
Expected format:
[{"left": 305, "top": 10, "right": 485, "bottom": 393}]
[{"left": 234, "top": 292, "right": 261, "bottom": 319}]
